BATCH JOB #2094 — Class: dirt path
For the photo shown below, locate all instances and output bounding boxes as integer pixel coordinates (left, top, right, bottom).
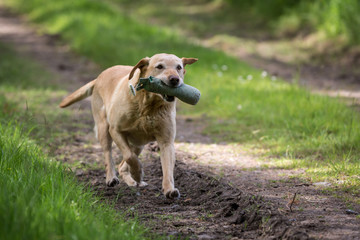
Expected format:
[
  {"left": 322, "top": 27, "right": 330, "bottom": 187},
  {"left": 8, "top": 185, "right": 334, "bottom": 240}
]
[{"left": 1, "top": 7, "right": 360, "bottom": 239}]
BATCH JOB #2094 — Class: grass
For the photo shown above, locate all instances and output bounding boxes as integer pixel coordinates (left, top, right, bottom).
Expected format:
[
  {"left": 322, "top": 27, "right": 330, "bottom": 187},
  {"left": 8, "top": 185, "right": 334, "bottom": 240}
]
[
  {"left": 111, "top": 0, "right": 360, "bottom": 68},
  {"left": 115, "top": 0, "right": 360, "bottom": 45},
  {"left": 2, "top": 0, "right": 360, "bottom": 196},
  {"left": 225, "top": 0, "right": 360, "bottom": 44},
  {"left": 0, "top": 42, "right": 69, "bottom": 141},
  {"left": 0, "top": 124, "right": 146, "bottom": 240},
  {"left": 0, "top": 42, "right": 149, "bottom": 240}
]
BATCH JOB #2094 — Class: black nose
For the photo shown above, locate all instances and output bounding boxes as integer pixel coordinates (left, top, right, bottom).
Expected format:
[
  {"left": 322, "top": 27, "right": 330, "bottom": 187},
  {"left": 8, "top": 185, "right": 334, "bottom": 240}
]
[{"left": 169, "top": 75, "right": 180, "bottom": 86}]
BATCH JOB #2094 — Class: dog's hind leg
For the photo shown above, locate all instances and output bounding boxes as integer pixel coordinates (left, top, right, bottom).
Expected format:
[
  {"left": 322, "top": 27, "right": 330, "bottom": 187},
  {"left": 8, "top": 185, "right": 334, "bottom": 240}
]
[
  {"left": 109, "top": 128, "right": 143, "bottom": 186},
  {"left": 96, "top": 120, "right": 119, "bottom": 187},
  {"left": 118, "top": 145, "right": 147, "bottom": 187},
  {"left": 92, "top": 94, "right": 119, "bottom": 187}
]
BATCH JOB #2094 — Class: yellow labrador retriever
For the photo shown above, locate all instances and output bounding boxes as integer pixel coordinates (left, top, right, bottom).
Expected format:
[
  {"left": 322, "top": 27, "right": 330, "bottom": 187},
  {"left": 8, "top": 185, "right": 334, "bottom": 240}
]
[{"left": 59, "top": 53, "right": 197, "bottom": 199}]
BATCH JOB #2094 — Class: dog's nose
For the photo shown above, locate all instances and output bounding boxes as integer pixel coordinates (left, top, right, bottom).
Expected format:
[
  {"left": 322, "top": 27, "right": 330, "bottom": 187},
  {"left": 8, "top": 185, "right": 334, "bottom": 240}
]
[{"left": 169, "top": 75, "right": 180, "bottom": 87}]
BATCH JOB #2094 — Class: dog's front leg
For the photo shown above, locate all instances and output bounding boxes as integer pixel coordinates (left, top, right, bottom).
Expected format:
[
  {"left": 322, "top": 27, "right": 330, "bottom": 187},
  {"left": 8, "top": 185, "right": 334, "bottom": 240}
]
[{"left": 158, "top": 141, "right": 180, "bottom": 199}]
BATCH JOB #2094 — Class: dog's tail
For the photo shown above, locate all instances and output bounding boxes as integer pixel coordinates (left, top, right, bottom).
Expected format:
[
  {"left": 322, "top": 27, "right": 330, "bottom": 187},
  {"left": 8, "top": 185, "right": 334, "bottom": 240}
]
[{"left": 59, "top": 79, "right": 96, "bottom": 108}]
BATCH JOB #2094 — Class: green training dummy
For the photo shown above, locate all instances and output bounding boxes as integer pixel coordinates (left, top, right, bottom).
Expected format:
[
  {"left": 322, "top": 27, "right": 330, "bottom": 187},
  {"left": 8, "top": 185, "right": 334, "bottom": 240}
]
[{"left": 132, "top": 76, "right": 201, "bottom": 105}]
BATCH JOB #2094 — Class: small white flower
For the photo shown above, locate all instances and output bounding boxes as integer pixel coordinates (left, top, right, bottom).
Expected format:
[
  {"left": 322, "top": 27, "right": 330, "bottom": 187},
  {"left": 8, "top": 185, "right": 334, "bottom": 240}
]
[
  {"left": 217, "top": 71, "right": 223, "bottom": 77},
  {"left": 221, "top": 65, "right": 228, "bottom": 71},
  {"left": 237, "top": 105, "right": 242, "bottom": 110},
  {"left": 247, "top": 74, "right": 253, "bottom": 80},
  {"left": 261, "top": 71, "right": 268, "bottom": 78},
  {"left": 237, "top": 75, "right": 244, "bottom": 81},
  {"left": 271, "top": 76, "right": 277, "bottom": 81}
]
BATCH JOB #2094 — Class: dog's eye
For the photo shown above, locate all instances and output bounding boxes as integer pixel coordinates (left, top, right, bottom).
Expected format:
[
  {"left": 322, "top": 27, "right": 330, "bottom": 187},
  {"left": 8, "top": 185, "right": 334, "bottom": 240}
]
[
  {"left": 156, "top": 64, "right": 164, "bottom": 70},
  {"left": 176, "top": 65, "right": 182, "bottom": 71}
]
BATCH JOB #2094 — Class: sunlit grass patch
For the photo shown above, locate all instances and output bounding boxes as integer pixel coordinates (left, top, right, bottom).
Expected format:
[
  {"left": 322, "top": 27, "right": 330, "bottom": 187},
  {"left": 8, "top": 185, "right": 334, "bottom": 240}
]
[{"left": 273, "top": 153, "right": 360, "bottom": 202}]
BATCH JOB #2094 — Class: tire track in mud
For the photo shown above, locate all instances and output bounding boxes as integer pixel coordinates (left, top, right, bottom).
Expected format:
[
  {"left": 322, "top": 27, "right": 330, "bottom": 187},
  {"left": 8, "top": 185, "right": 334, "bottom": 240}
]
[{"left": 1, "top": 7, "right": 359, "bottom": 239}]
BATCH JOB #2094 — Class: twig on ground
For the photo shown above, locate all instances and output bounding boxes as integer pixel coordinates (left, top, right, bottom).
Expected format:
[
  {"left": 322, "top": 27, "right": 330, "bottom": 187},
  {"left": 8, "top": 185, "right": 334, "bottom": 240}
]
[{"left": 287, "top": 192, "right": 297, "bottom": 212}]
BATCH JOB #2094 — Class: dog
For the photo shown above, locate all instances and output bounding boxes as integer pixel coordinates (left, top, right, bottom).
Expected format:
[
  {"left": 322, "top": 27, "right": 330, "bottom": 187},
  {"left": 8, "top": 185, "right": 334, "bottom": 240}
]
[{"left": 59, "top": 53, "right": 197, "bottom": 199}]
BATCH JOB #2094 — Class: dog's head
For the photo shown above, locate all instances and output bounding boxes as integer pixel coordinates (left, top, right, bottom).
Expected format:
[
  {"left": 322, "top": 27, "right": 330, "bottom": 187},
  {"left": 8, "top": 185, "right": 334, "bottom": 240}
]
[{"left": 129, "top": 53, "right": 197, "bottom": 102}]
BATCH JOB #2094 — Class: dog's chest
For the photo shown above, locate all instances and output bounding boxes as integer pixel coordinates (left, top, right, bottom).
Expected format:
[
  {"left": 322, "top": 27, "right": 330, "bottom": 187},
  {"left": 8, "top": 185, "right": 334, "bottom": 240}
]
[
  {"left": 125, "top": 115, "right": 165, "bottom": 145},
  {"left": 135, "top": 114, "right": 162, "bottom": 133}
]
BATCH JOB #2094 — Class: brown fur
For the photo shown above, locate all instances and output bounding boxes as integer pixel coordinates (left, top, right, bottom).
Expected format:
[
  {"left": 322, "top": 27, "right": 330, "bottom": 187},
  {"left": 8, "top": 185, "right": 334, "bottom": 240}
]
[{"left": 59, "top": 53, "right": 197, "bottom": 199}]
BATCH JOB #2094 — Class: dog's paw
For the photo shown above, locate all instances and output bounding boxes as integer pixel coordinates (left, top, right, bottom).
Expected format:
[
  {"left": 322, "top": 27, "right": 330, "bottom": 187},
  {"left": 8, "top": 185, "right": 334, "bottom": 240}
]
[
  {"left": 138, "top": 181, "right": 148, "bottom": 187},
  {"left": 165, "top": 188, "right": 180, "bottom": 199},
  {"left": 106, "top": 177, "right": 120, "bottom": 187},
  {"left": 122, "top": 175, "right": 138, "bottom": 187}
]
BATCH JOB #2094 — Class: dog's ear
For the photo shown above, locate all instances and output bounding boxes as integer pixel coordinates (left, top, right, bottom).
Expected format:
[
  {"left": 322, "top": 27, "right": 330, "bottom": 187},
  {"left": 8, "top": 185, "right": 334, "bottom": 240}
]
[
  {"left": 182, "top": 57, "right": 198, "bottom": 67},
  {"left": 129, "top": 57, "right": 150, "bottom": 80},
  {"left": 182, "top": 57, "right": 198, "bottom": 75}
]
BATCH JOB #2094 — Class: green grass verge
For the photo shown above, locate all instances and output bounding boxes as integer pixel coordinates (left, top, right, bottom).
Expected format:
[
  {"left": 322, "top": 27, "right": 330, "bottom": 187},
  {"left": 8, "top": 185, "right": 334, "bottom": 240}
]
[
  {"left": 2, "top": 0, "right": 360, "bottom": 195},
  {"left": 0, "top": 42, "right": 148, "bottom": 240},
  {"left": 0, "top": 124, "right": 146, "bottom": 240}
]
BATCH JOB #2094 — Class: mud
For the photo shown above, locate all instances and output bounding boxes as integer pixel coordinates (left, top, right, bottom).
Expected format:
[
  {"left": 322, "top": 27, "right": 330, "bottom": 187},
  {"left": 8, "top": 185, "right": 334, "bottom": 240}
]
[{"left": 77, "top": 145, "right": 309, "bottom": 239}]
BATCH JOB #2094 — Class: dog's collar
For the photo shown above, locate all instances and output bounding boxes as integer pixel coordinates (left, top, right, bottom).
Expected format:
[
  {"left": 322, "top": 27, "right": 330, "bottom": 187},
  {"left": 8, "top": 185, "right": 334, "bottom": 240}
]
[
  {"left": 128, "top": 76, "right": 144, "bottom": 96},
  {"left": 129, "top": 83, "right": 136, "bottom": 96}
]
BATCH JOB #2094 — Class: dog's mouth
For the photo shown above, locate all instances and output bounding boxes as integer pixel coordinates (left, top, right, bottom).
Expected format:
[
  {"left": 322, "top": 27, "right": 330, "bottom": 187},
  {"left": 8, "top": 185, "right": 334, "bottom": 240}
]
[
  {"left": 159, "top": 80, "right": 176, "bottom": 102},
  {"left": 162, "top": 94, "right": 175, "bottom": 102}
]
